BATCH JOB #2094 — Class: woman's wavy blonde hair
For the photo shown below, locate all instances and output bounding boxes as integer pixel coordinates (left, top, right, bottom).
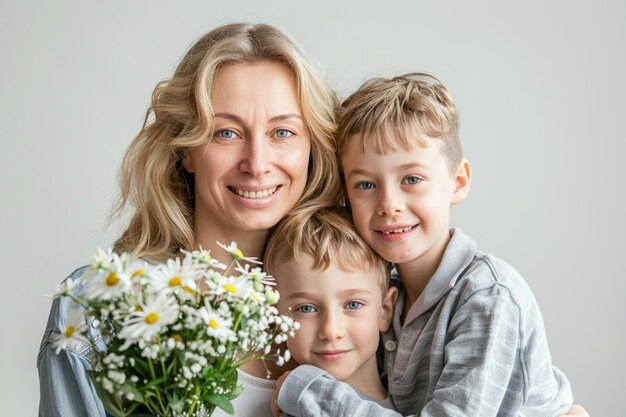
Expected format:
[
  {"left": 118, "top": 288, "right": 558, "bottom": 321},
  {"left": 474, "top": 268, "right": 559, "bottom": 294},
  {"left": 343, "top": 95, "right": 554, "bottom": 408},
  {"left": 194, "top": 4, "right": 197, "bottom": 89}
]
[{"left": 112, "top": 23, "right": 342, "bottom": 261}]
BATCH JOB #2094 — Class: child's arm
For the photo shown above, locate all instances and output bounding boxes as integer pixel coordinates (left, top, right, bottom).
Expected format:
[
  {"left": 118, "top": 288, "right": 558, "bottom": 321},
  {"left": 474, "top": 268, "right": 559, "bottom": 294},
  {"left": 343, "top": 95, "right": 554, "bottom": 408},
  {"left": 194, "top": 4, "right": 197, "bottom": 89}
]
[{"left": 276, "top": 365, "right": 407, "bottom": 417}]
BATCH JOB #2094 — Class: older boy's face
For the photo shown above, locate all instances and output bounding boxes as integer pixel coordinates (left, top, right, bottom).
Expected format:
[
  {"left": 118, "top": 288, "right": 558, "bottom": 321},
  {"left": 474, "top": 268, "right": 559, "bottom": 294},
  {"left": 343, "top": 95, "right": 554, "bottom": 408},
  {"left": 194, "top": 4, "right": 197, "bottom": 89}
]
[
  {"left": 275, "top": 254, "right": 393, "bottom": 396},
  {"left": 342, "top": 136, "right": 466, "bottom": 273}
]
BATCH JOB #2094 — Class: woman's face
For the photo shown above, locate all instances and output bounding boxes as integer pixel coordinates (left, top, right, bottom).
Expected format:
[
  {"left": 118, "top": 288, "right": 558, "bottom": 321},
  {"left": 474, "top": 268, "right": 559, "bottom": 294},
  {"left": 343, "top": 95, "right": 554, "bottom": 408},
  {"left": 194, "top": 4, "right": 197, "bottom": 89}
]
[{"left": 183, "top": 61, "right": 310, "bottom": 239}]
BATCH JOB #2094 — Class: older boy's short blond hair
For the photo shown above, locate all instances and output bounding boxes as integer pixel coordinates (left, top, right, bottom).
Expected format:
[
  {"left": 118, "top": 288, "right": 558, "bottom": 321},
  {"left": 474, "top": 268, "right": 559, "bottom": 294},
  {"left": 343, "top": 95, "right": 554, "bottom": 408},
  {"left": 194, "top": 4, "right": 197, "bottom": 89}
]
[
  {"left": 264, "top": 207, "right": 390, "bottom": 292},
  {"left": 337, "top": 72, "right": 462, "bottom": 173}
]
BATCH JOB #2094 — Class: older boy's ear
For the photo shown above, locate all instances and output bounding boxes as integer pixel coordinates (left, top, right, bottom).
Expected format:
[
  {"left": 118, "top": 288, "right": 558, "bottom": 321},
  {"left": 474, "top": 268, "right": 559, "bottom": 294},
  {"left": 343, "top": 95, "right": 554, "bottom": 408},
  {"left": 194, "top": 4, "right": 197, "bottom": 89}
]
[
  {"left": 379, "top": 287, "right": 398, "bottom": 332},
  {"left": 182, "top": 151, "right": 195, "bottom": 173},
  {"left": 451, "top": 159, "right": 471, "bottom": 205}
]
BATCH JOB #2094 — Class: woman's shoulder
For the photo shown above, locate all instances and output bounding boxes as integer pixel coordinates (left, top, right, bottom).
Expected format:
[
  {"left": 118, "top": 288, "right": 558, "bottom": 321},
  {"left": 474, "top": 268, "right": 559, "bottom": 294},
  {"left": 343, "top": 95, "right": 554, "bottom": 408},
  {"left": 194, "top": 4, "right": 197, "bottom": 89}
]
[{"left": 39, "top": 266, "right": 105, "bottom": 361}]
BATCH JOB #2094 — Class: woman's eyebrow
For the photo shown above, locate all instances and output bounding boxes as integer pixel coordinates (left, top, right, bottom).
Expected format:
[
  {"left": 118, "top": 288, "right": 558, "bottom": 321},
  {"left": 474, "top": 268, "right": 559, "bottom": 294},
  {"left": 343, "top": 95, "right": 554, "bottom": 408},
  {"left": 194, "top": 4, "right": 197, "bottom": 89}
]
[{"left": 214, "top": 113, "right": 302, "bottom": 123}]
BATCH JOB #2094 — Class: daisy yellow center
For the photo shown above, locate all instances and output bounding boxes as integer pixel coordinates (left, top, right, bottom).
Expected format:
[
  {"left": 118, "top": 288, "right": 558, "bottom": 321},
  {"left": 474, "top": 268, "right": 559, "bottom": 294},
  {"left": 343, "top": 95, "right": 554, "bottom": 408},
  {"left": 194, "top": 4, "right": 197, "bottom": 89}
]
[
  {"left": 235, "top": 249, "right": 244, "bottom": 258},
  {"left": 183, "top": 286, "right": 195, "bottom": 295},
  {"left": 64, "top": 325, "right": 75, "bottom": 338},
  {"left": 135, "top": 306, "right": 143, "bottom": 312},
  {"left": 145, "top": 313, "right": 159, "bottom": 324},
  {"left": 132, "top": 269, "right": 144, "bottom": 278},
  {"left": 209, "top": 319, "right": 219, "bottom": 329},
  {"left": 168, "top": 276, "right": 182, "bottom": 287},
  {"left": 223, "top": 284, "right": 237, "bottom": 293},
  {"left": 106, "top": 273, "right": 119, "bottom": 287}
]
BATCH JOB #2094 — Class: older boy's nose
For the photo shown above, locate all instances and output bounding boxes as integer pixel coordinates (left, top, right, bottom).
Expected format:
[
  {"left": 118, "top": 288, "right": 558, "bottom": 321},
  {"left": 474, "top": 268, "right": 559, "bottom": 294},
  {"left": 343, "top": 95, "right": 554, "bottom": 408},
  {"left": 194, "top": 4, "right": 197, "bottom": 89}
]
[
  {"left": 377, "top": 188, "right": 404, "bottom": 216},
  {"left": 318, "top": 311, "right": 344, "bottom": 340},
  {"left": 239, "top": 135, "right": 272, "bottom": 177}
]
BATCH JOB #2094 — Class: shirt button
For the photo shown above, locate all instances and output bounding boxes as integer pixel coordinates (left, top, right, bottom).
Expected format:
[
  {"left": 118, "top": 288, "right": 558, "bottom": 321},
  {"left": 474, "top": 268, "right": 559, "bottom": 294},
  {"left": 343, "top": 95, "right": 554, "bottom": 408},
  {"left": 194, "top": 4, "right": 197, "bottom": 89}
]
[{"left": 384, "top": 340, "right": 397, "bottom": 352}]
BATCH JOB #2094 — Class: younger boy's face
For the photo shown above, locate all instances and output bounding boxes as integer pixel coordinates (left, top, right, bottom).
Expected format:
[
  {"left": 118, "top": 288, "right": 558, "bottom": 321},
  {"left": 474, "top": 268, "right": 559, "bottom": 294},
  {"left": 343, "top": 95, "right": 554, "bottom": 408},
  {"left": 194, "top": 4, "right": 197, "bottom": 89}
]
[
  {"left": 275, "top": 254, "right": 395, "bottom": 394},
  {"left": 342, "top": 135, "right": 469, "bottom": 274}
]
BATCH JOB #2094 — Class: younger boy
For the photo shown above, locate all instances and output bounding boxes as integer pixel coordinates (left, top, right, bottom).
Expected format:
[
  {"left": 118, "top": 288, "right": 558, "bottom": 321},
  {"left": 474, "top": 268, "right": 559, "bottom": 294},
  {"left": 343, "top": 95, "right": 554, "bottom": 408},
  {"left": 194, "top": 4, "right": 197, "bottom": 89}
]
[
  {"left": 264, "top": 206, "right": 398, "bottom": 412},
  {"left": 275, "top": 73, "right": 573, "bottom": 416}
]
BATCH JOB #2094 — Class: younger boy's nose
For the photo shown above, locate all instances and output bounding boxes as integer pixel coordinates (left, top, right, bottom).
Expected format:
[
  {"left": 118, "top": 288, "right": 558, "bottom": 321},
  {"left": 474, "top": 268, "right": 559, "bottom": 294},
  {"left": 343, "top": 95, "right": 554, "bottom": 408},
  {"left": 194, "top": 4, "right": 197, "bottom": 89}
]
[{"left": 318, "top": 311, "right": 344, "bottom": 341}]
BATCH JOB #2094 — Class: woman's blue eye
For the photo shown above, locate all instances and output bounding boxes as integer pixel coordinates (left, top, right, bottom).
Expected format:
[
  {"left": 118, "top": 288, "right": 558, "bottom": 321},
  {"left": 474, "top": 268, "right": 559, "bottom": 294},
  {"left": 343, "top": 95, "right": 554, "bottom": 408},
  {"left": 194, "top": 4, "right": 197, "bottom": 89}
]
[
  {"left": 403, "top": 176, "right": 422, "bottom": 185},
  {"left": 356, "top": 182, "right": 375, "bottom": 190},
  {"left": 275, "top": 129, "right": 293, "bottom": 139},
  {"left": 296, "top": 305, "right": 316, "bottom": 314},
  {"left": 216, "top": 130, "right": 237, "bottom": 139},
  {"left": 345, "top": 301, "right": 362, "bottom": 310}
]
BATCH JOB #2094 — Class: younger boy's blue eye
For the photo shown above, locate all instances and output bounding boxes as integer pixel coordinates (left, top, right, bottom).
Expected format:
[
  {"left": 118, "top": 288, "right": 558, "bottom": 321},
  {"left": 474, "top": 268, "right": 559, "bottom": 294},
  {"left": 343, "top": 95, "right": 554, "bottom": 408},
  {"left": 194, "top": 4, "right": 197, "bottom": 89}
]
[
  {"left": 403, "top": 176, "right": 422, "bottom": 185},
  {"left": 275, "top": 129, "right": 293, "bottom": 139},
  {"left": 345, "top": 301, "right": 363, "bottom": 310},
  {"left": 296, "top": 305, "right": 317, "bottom": 314},
  {"left": 356, "top": 181, "right": 375, "bottom": 190}
]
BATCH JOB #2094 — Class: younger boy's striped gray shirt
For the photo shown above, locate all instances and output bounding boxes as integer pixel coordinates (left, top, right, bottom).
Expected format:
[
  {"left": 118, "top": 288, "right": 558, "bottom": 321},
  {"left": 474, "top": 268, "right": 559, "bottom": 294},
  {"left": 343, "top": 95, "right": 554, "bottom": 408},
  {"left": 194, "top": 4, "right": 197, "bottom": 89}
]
[{"left": 278, "top": 228, "right": 572, "bottom": 417}]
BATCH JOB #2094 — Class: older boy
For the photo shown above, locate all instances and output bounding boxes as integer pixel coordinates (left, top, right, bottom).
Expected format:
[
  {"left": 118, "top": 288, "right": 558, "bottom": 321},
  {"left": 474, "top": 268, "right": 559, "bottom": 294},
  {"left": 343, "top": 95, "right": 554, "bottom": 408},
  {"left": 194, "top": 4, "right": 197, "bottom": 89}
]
[
  {"left": 264, "top": 206, "right": 397, "bottom": 412},
  {"left": 275, "top": 73, "right": 574, "bottom": 416}
]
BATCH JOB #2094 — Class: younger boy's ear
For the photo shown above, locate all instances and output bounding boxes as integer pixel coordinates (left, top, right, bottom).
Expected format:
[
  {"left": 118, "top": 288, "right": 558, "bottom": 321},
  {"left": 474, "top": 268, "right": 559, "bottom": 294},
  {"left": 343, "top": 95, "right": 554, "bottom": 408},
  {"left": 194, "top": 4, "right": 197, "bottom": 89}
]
[
  {"left": 379, "top": 286, "right": 398, "bottom": 332},
  {"left": 450, "top": 159, "right": 471, "bottom": 205}
]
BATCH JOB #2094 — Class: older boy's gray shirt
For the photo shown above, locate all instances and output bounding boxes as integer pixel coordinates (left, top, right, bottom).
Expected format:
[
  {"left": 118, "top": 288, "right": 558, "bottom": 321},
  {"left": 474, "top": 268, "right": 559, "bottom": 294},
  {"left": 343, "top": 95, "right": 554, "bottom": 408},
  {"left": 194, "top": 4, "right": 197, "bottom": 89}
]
[{"left": 277, "top": 228, "right": 572, "bottom": 417}]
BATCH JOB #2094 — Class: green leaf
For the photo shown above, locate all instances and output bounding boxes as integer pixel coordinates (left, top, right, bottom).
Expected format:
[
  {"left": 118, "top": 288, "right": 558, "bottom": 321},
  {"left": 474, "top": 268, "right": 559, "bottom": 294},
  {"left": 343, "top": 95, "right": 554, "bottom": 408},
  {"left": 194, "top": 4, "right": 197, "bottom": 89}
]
[
  {"left": 119, "top": 383, "right": 144, "bottom": 403},
  {"left": 204, "top": 393, "right": 234, "bottom": 415}
]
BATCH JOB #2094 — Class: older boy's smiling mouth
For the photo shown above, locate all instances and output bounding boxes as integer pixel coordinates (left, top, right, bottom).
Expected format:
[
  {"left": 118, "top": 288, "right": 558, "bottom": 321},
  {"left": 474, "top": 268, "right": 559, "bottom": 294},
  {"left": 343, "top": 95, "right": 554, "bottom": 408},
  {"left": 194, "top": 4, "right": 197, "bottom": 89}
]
[{"left": 376, "top": 225, "right": 418, "bottom": 235}]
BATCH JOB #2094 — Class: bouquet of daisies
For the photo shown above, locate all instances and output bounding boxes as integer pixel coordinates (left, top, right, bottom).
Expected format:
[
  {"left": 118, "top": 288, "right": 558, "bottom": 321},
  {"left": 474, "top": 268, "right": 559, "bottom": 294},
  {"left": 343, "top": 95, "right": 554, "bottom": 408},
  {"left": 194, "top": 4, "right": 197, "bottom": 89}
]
[{"left": 52, "top": 242, "right": 297, "bottom": 417}]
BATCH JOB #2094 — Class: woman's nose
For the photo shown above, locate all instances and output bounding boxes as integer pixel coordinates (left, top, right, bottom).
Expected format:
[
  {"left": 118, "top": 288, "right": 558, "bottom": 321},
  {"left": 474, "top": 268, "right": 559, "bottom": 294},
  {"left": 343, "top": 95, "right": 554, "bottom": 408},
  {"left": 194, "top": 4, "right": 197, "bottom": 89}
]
[{"left": 239, "top": 135, "right": 272, "bottom": 178}]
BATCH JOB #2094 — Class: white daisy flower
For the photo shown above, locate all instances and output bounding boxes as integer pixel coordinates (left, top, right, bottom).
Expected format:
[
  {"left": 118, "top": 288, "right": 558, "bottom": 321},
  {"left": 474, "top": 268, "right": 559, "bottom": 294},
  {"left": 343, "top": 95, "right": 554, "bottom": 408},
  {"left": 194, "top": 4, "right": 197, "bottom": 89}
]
[
  {"left": 196, "top": 302, "right": 236, "bottom": 342},
  {"left": 118, "top": 291, "right": 179, "bottom": 345},
  {"left": 217, "top": 241, "right": 262, "bottom": 264},
  {"left": 53, "top": 309, "right": 89, "bottom": 354},
  {"left": 235, "top": 264, "right": 275, "bottom": 288},
  {"left": 82, "top": 253, "right": 132, "bottom": 300},
  {"left": 213, "top": 275, "right": 253, "bottom": 299},
  {"left": 149, "top": 256, "right": 201, "bottom": 297},
  {"left": 183, "top": 247, "right": 227, "bottom": 271}
]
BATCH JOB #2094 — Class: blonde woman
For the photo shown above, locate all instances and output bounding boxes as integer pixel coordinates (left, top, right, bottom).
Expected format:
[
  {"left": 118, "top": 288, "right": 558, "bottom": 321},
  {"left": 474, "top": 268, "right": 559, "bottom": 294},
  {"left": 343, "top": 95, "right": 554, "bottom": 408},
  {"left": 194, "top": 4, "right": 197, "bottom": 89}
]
[{"left": 37, "top": 23, "right": 341, "bottom": 417}]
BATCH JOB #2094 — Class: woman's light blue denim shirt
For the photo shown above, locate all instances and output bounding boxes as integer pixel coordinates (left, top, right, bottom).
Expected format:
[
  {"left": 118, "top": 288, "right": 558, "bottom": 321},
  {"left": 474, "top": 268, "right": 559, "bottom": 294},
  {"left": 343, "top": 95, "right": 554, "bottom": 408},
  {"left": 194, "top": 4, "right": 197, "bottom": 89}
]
[{"left": 37, "top": 266, "right": 113, "bottom": 417}]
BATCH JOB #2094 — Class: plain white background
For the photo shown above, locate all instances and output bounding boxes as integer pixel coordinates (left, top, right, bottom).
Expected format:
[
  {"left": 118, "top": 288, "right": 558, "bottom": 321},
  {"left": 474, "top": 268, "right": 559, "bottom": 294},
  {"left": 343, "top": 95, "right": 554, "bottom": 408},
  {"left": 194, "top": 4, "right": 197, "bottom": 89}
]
[{"left": 1, "top": 1, "right": 624, "bottom": 415}]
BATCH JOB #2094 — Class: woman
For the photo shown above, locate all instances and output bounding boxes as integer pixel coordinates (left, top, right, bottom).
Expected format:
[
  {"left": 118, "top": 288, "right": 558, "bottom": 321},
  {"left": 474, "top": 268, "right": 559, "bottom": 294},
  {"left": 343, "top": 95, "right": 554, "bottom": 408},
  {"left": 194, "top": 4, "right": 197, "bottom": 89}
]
[{"left": 38, "top": 23, "right": 342, "bottom": 417}]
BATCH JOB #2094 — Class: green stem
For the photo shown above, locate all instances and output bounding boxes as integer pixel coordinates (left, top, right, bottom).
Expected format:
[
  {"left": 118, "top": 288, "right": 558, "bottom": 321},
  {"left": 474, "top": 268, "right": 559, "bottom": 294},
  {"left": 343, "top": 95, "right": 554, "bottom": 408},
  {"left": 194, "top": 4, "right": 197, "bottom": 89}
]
[{"left": 148, "top": 357, "right": 167, "bottom": 415}]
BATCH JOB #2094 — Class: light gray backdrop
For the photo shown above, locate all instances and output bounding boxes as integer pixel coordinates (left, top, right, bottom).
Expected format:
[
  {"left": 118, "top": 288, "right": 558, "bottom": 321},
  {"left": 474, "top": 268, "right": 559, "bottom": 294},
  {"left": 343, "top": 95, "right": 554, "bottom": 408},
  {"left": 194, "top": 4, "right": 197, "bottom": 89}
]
[{"left": 1, "top": 1, "right": 623, "bottom": 415}]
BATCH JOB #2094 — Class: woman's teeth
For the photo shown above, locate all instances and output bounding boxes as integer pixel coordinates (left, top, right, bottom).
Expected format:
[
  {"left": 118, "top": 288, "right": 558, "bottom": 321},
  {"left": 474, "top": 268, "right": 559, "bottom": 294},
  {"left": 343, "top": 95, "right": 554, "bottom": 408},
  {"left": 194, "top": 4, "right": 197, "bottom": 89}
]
[{"left": 233, "top": 187, "right": 277, "bottom": 199}]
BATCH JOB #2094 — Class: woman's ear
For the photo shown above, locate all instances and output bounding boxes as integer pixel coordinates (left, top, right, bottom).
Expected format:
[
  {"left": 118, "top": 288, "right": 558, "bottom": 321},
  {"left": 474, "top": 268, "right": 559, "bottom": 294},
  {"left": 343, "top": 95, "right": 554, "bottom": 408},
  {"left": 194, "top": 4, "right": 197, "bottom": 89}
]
[
  {"left": 182, "top": 151, "right": 194, "bottom": 173},
  {"left": 379, "top": 286, "right": 398, "bottom": 332},
  {"left": 451, "top": 159, "right": 471, "bottom": 205}
]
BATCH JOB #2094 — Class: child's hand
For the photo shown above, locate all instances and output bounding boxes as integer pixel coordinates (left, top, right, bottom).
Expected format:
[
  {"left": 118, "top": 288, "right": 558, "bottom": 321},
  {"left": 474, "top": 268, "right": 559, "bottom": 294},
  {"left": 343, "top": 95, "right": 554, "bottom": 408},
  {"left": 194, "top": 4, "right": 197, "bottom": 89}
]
[
  {"left": 562, "top": 405, "right": 590, "bottom": 417},
  {"left": 271, "top": 371, "right": 291, "bottom": 417}
]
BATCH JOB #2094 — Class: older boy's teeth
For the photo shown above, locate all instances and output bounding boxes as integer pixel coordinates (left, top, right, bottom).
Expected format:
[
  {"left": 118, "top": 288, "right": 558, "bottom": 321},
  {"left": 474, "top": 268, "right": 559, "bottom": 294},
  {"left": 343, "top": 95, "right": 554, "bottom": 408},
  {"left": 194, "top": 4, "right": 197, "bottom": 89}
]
[
  {"left": 234, "top": 187, "right": 277, "bottom": 199},
  {"left": 381, "top": 226, "right": 412, "bottom": 235}
]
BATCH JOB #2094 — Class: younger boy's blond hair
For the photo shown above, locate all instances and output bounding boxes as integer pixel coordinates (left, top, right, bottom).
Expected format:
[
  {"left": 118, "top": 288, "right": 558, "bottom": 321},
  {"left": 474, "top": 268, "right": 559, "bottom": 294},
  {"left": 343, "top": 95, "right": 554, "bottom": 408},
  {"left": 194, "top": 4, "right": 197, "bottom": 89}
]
[
  {"left": 337, "top": 72, "right": 463, "bottom": 173},
  {"left": 264, "top": 207, "right": 390, "bottom": 292}
]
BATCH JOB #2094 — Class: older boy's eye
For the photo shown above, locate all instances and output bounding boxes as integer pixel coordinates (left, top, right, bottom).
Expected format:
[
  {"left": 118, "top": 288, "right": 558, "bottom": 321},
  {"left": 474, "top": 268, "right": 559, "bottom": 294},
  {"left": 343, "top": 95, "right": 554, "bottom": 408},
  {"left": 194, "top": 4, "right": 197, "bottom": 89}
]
[
  {"left": 402, "top": 176, "right": 422, "bottom": 185},
  {"left": 295, "top": 305, "right": 317, "bottom": 314},
  {"left": 215, "top": 129, "right": 239, "bottom": 140},
  {"left": 345, "top": 301, "right": 363, "bottom": 310},
  {"left": 356, "top": 181, "right": 375, "bottom": 190},
  {"left": 275, "top": 129, "right": 294, "bottom": 139}
]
